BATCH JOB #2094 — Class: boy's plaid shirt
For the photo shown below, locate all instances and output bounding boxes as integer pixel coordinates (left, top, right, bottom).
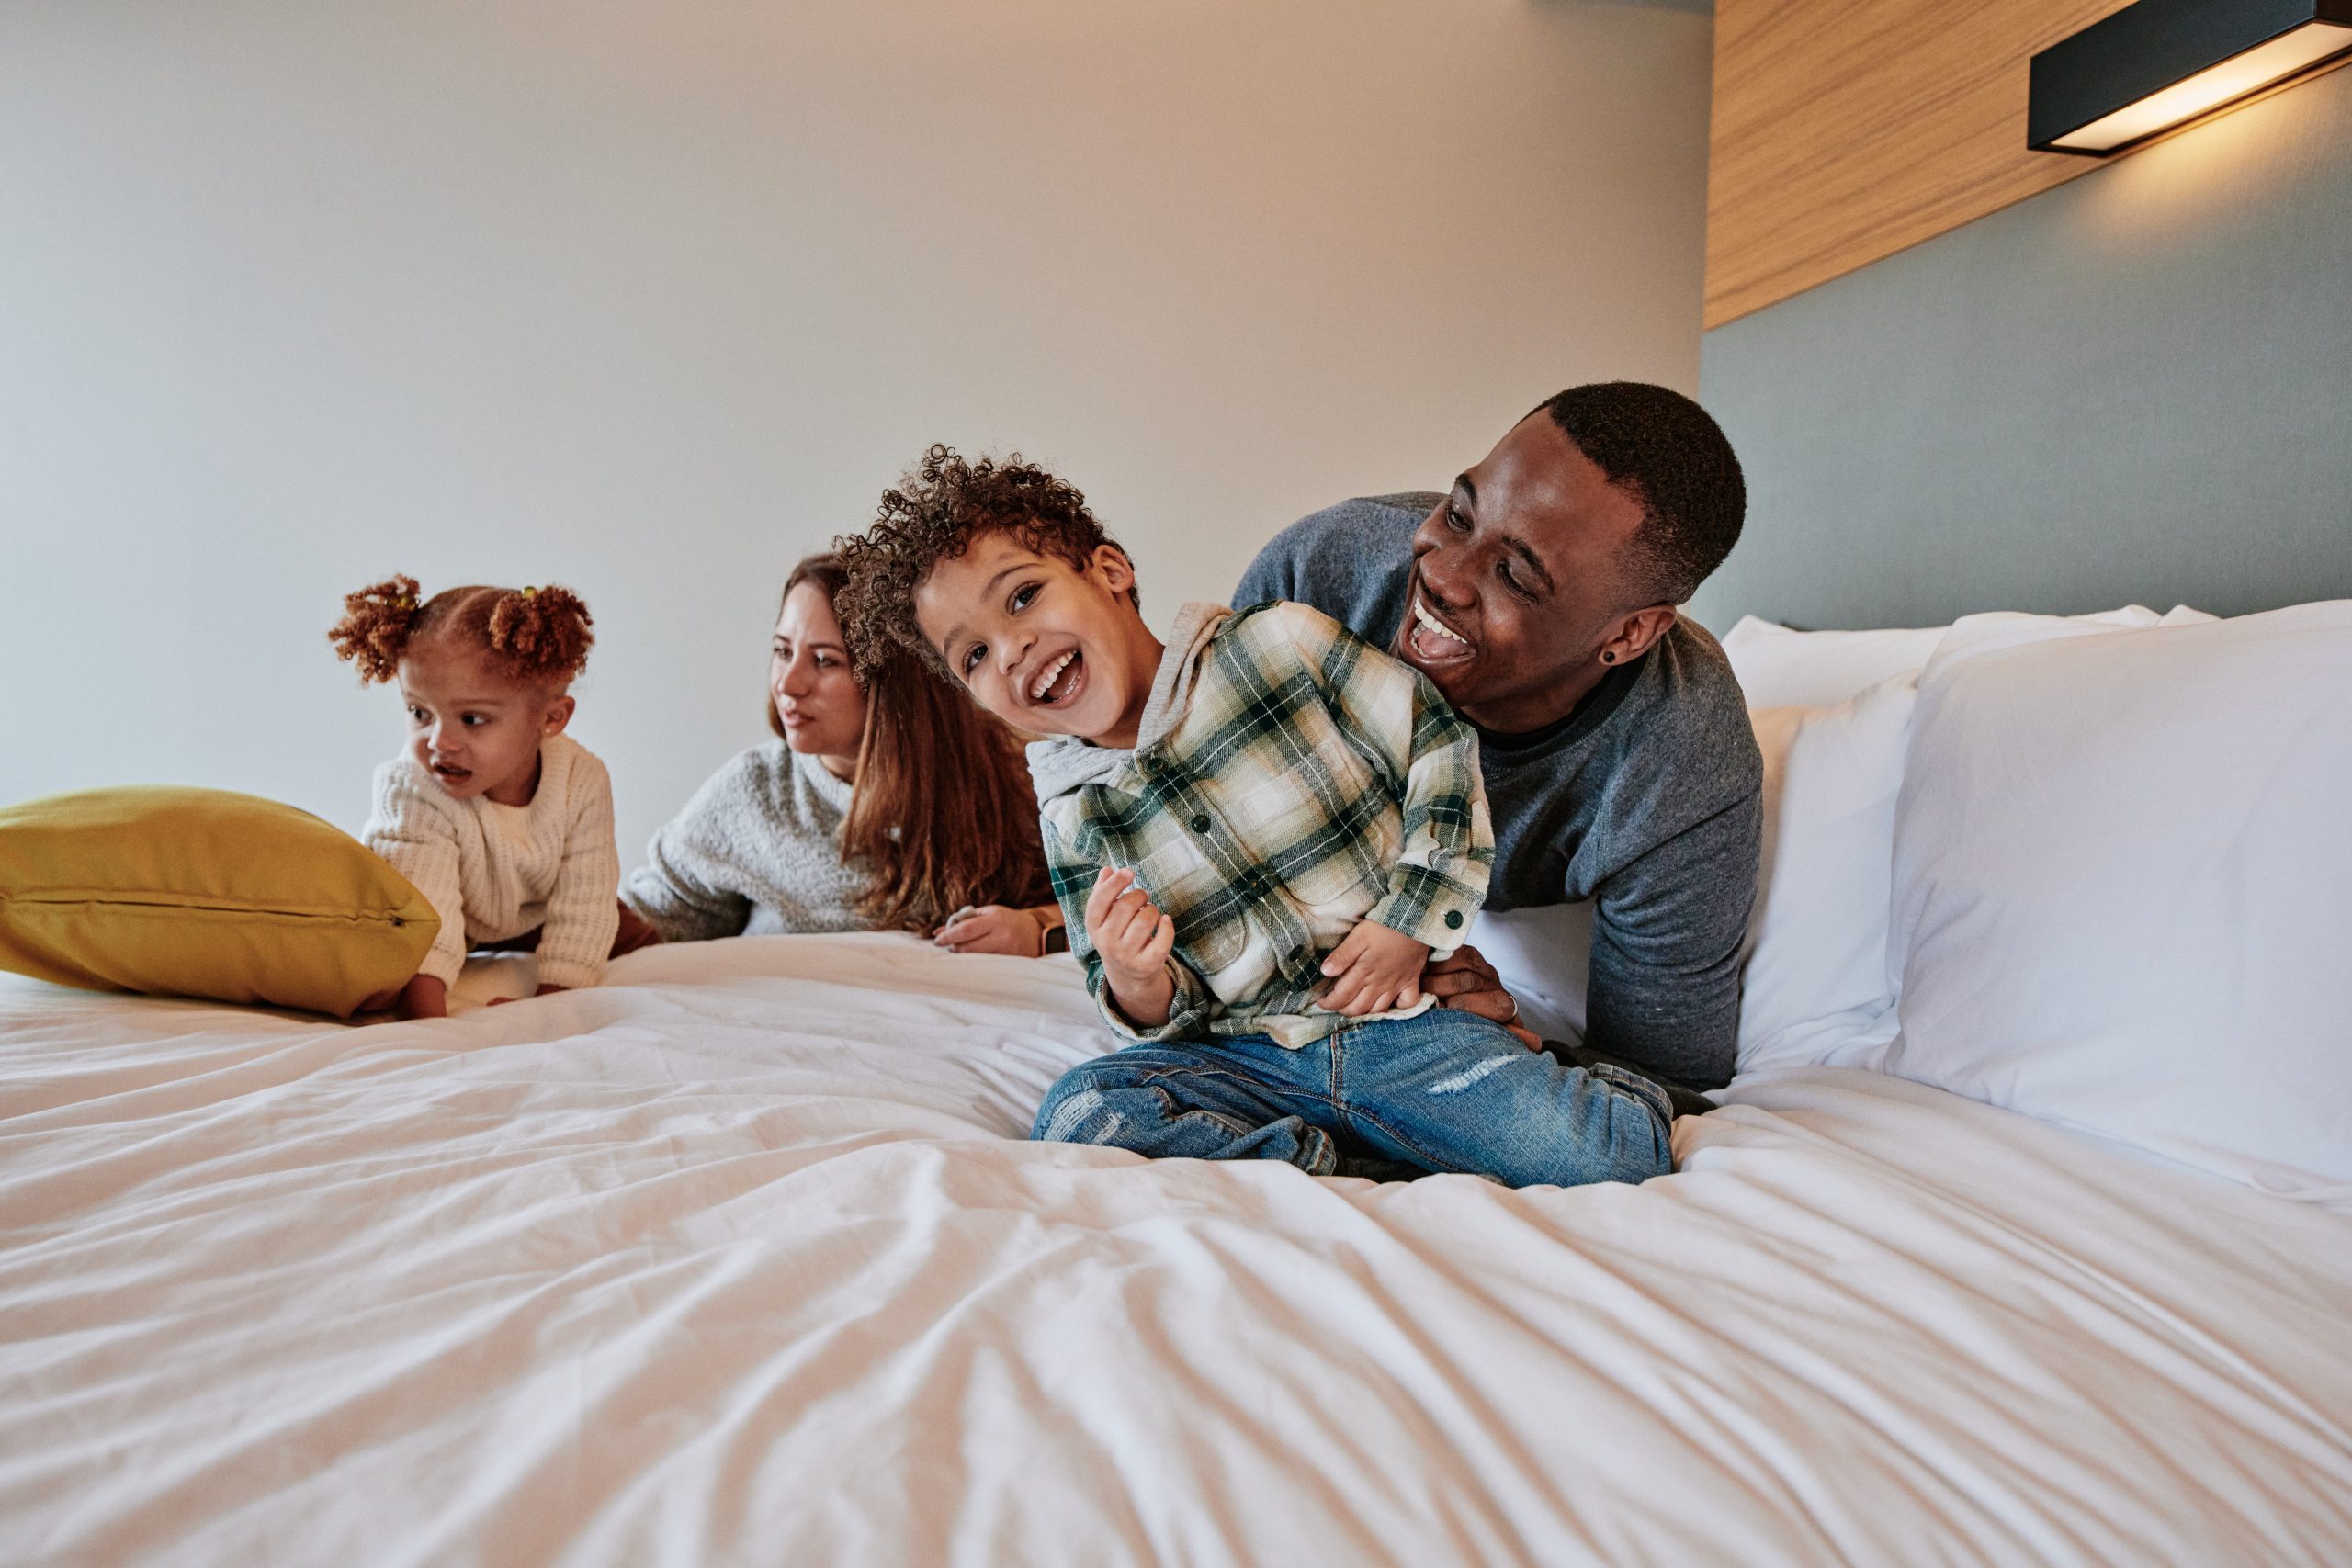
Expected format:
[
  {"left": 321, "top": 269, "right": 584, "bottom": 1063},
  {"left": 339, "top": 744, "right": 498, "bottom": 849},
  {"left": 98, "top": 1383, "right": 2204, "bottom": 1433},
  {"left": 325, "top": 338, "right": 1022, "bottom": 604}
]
[{"left": 1036, "top": 601, "right": 1492, "bottom": 1048}]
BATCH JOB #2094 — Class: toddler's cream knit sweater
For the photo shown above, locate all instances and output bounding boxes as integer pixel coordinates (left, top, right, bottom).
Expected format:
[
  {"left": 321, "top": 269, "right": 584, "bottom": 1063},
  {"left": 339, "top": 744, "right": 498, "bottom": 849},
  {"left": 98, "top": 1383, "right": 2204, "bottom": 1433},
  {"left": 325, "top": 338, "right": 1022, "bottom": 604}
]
[{"left": 363, "top": 733, "right": 621, "bottom": 988}]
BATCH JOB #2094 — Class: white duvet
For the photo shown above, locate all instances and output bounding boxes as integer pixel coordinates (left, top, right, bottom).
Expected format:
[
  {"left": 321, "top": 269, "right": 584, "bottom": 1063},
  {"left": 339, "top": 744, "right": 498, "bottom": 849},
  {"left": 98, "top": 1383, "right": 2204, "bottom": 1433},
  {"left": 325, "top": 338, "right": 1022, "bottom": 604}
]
[{"left": 5, "top": 934, "right": 2349, "bottom": 1566}]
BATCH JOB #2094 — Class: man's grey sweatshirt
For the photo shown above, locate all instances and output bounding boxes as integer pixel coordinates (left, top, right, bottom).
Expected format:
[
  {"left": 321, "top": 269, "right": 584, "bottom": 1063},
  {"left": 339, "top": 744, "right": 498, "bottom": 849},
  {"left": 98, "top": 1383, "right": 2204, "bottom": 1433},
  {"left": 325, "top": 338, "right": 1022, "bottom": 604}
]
[{"left": 1235, "top": 494, "right": 1761, "bottom": 1091}]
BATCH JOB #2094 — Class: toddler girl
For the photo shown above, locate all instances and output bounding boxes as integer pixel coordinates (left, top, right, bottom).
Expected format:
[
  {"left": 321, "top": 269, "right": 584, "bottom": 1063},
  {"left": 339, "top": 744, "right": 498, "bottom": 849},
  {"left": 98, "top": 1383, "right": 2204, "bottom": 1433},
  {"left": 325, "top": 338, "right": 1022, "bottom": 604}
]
[{"left": 330, "top": 575, "right": 639, "bottom": 1018}]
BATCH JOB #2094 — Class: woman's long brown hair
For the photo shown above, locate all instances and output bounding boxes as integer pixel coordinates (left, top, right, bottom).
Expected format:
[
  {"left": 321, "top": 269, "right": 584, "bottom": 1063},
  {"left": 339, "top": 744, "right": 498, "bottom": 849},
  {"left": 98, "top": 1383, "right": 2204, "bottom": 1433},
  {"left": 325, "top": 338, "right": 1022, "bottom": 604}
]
[{"left": 773, "top": 555, "right": 1051, "bottom": 931}]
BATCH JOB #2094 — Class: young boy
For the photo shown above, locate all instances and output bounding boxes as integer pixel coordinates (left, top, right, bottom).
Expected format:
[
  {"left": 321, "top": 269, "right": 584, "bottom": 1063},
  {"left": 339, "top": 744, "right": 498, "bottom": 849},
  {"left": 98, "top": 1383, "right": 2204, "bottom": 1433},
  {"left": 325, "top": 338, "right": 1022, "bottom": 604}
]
[{"left": 836, "top": 446, "right": 1673, "bottom": 1187}]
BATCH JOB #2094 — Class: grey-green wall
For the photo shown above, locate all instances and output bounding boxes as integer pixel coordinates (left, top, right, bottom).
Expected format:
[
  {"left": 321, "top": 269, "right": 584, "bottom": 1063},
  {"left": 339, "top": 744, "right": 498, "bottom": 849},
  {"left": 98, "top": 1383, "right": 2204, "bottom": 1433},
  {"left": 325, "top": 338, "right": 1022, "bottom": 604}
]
[{"left": 1690, "top": 63, "right": 2352, "bottom": 633}]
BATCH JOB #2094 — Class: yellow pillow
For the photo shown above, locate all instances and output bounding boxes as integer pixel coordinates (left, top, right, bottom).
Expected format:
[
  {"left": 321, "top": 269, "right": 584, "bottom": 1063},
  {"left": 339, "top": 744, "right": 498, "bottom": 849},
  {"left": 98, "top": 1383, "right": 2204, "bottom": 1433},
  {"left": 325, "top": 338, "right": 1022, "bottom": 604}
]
[{"left": 0, "top": 786, "right": 439, "bottom": 1017}]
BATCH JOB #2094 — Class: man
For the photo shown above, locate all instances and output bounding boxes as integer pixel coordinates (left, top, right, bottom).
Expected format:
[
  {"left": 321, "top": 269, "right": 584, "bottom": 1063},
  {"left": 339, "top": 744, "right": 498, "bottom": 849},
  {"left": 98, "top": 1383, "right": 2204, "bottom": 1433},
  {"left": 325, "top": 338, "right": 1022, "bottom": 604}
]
[{"left": 1234, "top": 382, "right": 1759, "bottom": 1101}]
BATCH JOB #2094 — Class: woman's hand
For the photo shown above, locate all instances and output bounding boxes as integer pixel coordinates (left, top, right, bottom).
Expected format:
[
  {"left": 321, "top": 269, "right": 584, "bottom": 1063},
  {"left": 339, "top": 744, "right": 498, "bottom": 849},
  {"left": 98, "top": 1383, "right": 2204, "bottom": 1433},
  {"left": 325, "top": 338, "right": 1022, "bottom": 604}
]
[
  {"left": 1419, "top": 944, "right": 1541, "bottom": 1051},
  {"left": 1317, "top": 920, "right": 1430, "bottom": 1016},
  {"left": 1085, "top": 868, "right": 1176, "bottom": 1027},
  {"left": 934, "top": 904, "right": 1048, "bottom": 956}
]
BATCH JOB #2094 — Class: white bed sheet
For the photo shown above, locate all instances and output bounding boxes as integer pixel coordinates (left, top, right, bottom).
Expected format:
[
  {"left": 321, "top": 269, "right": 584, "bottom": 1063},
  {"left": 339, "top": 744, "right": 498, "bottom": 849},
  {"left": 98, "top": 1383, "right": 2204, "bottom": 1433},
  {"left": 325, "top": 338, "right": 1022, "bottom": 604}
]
[{"left": 4, "top": 933, "right": 2348, "bottom": 1566}]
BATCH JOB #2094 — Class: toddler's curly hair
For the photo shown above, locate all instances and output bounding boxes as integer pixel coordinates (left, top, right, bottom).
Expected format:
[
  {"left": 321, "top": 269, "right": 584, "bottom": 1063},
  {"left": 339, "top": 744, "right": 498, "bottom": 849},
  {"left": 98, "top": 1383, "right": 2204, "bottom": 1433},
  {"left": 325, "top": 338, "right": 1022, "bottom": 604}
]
[
  {"left": 328, "top": 575, "right": 595, "bottom": 687},
  {"left": 834, "top": 445, "right": 1136, "bottom": 682}
]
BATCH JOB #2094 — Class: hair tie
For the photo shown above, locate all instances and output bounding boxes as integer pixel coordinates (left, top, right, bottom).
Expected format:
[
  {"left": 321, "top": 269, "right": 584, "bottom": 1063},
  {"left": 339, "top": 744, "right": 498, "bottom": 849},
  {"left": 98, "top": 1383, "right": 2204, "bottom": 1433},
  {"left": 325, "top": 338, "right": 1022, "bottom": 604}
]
[{"left": 522, "top": 585, "right": 538, "bottom": 598}]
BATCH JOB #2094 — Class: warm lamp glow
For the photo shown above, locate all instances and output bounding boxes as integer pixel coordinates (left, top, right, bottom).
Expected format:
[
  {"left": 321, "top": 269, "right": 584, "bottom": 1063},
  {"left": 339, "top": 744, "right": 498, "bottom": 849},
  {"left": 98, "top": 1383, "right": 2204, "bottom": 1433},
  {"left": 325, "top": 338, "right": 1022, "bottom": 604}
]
[{"left": 2051, "top": 20, "right": 2352, "bottom": 151}]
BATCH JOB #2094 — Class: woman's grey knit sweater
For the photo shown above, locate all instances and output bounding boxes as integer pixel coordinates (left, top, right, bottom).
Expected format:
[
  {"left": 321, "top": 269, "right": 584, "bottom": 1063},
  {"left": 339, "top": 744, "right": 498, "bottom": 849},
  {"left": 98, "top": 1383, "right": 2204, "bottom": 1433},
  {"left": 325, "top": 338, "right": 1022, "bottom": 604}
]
[{"left": 623, "top": 740, "right": 876, "bottom": 942}]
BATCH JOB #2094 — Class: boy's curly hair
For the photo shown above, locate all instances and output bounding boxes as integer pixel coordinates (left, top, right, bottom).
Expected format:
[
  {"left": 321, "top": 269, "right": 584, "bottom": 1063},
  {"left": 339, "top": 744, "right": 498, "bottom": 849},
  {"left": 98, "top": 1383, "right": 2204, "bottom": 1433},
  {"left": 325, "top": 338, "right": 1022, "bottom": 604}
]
[
  {"left": 834, "top": 445, "right": 1135, "bottom": 682},
  {"left": 328, "top": 575, "right": 595, "bottom": 688}
]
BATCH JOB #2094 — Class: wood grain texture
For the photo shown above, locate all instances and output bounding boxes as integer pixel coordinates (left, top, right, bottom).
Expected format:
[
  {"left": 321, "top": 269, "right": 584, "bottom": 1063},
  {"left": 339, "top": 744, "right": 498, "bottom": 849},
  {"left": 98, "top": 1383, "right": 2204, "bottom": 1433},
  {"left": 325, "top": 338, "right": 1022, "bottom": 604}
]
[{"left": 1704, "top": 0, "right": 2130, "bottom": 329}]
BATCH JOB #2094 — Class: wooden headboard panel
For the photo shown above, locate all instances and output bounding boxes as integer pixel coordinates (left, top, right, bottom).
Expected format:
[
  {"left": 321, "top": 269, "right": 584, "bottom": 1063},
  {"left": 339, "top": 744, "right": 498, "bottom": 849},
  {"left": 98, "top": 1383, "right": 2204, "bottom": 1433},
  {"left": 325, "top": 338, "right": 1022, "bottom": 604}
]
[{"left": 1700, "top": 0, "right": 2352, "bottom": 328}]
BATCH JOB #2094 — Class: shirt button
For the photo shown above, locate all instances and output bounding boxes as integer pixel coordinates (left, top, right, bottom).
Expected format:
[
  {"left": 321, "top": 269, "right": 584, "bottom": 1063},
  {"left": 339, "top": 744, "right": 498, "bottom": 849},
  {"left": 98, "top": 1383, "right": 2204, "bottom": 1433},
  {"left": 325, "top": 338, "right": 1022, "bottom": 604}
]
[
  {"left": 1444, "top": 910, "right": 1464, "bottom": 929},
  {"left": 1190, "top": 814, "right": 1211, "bottom": 834}
]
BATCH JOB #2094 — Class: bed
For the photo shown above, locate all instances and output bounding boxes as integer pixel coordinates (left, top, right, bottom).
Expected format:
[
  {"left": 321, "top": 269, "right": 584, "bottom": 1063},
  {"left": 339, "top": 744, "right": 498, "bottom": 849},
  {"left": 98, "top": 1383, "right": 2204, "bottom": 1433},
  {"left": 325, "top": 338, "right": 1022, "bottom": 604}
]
[
  {"left": 6, "top": 923, "right": 2350, "bottom": 1566},
  {"left": 9, "top": 599, "right": 2352, "bottom": 1565}
]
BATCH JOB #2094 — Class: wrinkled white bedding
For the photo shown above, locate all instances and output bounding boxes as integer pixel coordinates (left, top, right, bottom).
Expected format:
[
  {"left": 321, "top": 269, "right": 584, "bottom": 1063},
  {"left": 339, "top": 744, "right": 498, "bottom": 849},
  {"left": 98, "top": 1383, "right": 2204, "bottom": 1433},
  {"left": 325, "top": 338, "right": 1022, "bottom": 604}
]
[{"left": 5, "top": 934, "right": 2349, "bottom": 1566}]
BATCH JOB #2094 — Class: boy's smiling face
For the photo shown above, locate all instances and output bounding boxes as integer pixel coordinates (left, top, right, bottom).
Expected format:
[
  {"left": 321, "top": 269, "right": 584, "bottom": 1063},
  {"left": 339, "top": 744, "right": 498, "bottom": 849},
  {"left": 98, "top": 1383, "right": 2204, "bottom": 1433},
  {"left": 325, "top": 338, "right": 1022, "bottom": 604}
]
[{"left": 915, "top": 533, "right": 1159, "bottom": 748}]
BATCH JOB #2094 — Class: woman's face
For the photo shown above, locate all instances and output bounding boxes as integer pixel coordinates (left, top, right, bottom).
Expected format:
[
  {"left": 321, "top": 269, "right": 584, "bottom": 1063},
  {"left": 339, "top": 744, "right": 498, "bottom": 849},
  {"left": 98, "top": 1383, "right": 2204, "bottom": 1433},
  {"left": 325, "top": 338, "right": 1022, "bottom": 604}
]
[{"left": 771, "top": 582, "right": 869, "bottom": 771}]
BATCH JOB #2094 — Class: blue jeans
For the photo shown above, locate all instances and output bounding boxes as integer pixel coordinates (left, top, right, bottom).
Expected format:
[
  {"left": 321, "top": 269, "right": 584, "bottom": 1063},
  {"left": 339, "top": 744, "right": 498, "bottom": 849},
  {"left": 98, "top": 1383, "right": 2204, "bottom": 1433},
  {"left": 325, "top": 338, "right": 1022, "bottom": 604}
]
[{"left": 1031, "top": 1009, "right": 1675, "bottom": 1189}]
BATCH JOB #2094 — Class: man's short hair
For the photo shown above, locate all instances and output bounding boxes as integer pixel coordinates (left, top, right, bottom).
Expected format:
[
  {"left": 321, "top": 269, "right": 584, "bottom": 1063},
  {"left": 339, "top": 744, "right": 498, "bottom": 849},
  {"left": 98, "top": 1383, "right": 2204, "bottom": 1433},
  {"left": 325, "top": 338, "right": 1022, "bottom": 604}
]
[{"left": 1532, "top": 382, "right": 1745, "bottom": 606}]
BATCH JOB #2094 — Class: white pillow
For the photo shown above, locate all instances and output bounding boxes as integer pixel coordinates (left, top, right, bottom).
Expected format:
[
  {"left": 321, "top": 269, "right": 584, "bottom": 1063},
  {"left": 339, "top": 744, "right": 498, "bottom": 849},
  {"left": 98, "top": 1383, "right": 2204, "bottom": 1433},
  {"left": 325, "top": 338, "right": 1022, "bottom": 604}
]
[
  {"left": 1723, "top": 605, "right": 2213, "bottom": 710},
  {"left": 1736, "top": 674, "right": 1917, "bottom": 1076},
  {"left": 1917, "top": 604, "right": 2215, "bottom": 685},
  {"left": 1721, "top": 615, "right": 1946, "bottom": 709},
  {"left": 1473, "top": 606, "right": 2221, "bottom": 1083},
  {"left": 1883, "top": 602, "right": 2352, "bottom": 1199},
  {"left": 1732, "top": 604, "right": 2219, "bottom": 1083}
]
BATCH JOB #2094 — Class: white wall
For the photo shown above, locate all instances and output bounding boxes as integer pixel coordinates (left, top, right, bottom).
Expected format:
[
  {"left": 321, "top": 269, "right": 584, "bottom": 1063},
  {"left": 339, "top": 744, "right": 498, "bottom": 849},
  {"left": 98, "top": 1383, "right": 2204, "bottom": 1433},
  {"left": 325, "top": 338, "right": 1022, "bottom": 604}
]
[{"left": 0, "top": 0, "right": 1712, "bottom": 859}]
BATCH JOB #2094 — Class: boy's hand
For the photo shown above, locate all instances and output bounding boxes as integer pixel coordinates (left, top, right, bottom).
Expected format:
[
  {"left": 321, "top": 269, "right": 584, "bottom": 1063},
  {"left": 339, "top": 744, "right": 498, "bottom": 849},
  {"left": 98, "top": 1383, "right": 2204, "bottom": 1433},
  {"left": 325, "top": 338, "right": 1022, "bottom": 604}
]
[
  {"left": 1085, "top": 867, "right": 1177, "bottom": 1027},
  {"left": 1318, "top": 921, "right": 1430, "bottom": 1017}
]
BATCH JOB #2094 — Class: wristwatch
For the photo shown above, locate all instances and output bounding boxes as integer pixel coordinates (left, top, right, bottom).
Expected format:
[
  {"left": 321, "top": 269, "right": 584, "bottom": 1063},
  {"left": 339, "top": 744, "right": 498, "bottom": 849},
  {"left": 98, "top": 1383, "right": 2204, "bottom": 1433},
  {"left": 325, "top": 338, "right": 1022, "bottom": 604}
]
[{"left": 1031, "top": 906, "right": 1070, "bottom": 956}]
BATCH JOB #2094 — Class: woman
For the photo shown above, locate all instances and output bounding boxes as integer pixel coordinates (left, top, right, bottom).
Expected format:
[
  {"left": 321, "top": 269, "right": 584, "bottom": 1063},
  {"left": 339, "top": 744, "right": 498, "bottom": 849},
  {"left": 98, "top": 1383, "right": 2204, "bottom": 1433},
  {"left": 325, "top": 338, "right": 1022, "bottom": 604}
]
[{"left": 626, "top": 554, "right": 1062, "bottom": 955}]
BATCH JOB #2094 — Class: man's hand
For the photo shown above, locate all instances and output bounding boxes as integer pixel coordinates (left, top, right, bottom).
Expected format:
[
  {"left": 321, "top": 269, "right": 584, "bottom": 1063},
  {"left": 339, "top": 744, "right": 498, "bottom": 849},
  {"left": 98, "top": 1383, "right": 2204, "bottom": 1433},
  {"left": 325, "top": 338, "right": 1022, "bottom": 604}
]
[
  {"left": 1317, "top": 920, "right": 1430, "bottom": 1017},
  {"left": 1421, "top": 944, "right": 1541, "bottom": 1051},
  {"left": 1085, "top": 868, "right": 1176, "bottom": 1027}
]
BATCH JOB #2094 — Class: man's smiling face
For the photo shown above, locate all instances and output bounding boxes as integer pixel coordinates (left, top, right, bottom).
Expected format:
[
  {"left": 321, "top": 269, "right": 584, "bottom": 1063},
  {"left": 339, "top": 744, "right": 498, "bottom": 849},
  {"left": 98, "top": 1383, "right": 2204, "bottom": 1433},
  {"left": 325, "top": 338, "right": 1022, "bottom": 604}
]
[{"left": 1395, "top": 412, "right": 1653, "bottom": 735}]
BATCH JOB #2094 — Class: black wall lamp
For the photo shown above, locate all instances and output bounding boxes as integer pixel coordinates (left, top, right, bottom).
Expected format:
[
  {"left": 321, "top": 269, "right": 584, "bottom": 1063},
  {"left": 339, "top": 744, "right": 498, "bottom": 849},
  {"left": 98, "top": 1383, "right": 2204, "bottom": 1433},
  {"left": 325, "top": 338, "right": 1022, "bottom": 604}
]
[{"left": 2030, "top": 0, "right": 2352, "bottom": 154}]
